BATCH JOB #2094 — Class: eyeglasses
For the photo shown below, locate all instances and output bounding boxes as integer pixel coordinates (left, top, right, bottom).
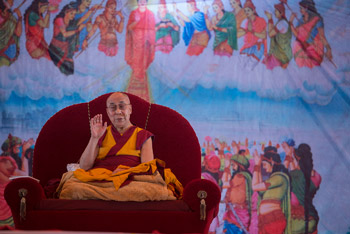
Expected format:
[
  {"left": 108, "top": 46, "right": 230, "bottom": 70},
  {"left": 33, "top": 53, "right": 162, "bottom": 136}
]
[{"left": 106, "top": 103, "right": 130, "bottom": 112}]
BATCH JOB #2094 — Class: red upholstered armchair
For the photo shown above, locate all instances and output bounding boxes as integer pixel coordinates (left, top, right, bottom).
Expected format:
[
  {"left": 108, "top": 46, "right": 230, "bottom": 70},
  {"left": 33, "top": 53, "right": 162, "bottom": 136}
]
[{"left": 5, "top": 92, "right": 221, "bottom": 233}]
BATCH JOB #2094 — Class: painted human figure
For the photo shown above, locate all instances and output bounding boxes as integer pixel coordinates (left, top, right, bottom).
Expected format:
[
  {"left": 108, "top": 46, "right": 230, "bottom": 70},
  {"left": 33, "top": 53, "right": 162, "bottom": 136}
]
[
  {"left": 263, "top": 3, "right": 292, "bottom": 70},
  {"left": 24, "top": 0, "right": 57, "bottom": 60},
  {"left": 252, "top": 148, "right": 292, "bottom": 234},
  {"left": 201, "top": 152, "right": 221, "bottom": 234},
  {"left": 85, "top": 0, "right": 124, "bottom": 56},
  {"left": 155, "top": 0, "right": 180, "bottom": 54},
  {"left": 223, "top": 154, "right": 252, "bottom": 234},
  {"left": 238, "top": 0, "right": 267, "bottom": 63},
  {"left": 290, "top": 0, "right": 332, "bottom": 68},
  {"left": 0, "top": 134, "right": 34, "bottom": 227},
  {"left": 48, "top": 2, "right": 86, "bottom": 75},
  {"left": 205, "top": 0, "right": 237, "bottom": 57},
  {"left": 173, "top": 0, "right": 210, "bottom": 56},
  {"left": 0, "top": 0, "right": 22, "bottom": 66},
  {"left": 281, "top": 138, "right": 296, "bottom": 167},
  {"left": 125, "top": 0, "right": 155, "bottom": 80},
  {"left": 230, "top": 0, "right": 246, "bottom": 31},
  {"left": 0, "top": 134, "right": 33, "bottom": 175},
  {"left": 285, "top": 143, "right": 322, "bottom": 234},
  {"left": 0, "top": 156, "right": 17, "bottom": 227},
  {"left": 73, "top": 0, "right": 102, "bottom": 52}
]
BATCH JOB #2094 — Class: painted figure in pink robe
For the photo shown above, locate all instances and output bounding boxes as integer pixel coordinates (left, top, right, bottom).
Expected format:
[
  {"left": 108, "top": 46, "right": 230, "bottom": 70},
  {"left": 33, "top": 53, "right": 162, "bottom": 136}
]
[
  {"left": 0, "top": 156, "right": 17, "bottom": 227},
  {"left": 238, "top": 0, "right": 267, "bottom": 62},
  {"left": 290, "top": 0, "right": 332, "bottom": 68},
  {"left": 125, "top": 0, "right": 155, "bottom": 80}
]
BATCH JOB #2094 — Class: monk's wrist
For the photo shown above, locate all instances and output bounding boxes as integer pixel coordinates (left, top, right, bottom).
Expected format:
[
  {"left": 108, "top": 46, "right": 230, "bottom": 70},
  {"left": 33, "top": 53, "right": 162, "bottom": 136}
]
[{"left": 90, "top": 135, "right": 101, "bottom": 142}]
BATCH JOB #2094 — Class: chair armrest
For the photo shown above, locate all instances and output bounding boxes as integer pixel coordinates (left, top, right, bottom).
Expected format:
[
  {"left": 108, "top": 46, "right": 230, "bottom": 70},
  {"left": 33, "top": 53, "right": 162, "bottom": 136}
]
[
  {"left": 4, "top": 178, "right": 46, "bottom": 215},
  {"left": 183, "top": 178, "right": 221, "bottom": 214}
]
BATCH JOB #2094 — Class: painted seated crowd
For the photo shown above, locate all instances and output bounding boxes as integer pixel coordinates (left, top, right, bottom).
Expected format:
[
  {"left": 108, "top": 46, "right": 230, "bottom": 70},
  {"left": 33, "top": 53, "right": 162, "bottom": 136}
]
[
  {"left": 201, "top": 136, "right": 321, "bottom": 234},
  {"left": 0, "top": 0, "right": 333, "bottom": 75},
  {"left": 0, "top": 134, "right": 35, "bottom": 227}
]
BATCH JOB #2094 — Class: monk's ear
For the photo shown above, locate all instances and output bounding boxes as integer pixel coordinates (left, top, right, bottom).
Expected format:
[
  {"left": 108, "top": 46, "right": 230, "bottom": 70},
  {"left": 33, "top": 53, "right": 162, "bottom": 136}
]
[{"left": 129, "top": 104, "right": 132, "bottom": 114}]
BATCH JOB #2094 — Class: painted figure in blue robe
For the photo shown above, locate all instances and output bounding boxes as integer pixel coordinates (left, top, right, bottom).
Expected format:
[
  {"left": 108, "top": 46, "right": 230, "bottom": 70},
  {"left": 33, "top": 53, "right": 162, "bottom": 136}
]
[
  {"left": 71, "top": 0, "right": 102, "bottom": 52},
  {"left": 173, "top": 0, "right": 210, "bottom": 56}
]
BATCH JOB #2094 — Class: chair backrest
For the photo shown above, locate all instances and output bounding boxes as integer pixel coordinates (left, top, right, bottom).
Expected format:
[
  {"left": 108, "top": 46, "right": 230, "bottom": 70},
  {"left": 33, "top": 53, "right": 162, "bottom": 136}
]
[{"left": 33, "top": 93, "right": 201, "bottom": 188}]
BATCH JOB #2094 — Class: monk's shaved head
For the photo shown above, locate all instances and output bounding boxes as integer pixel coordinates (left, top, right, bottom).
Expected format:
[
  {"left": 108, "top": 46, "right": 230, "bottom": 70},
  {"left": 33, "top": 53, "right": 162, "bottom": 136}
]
[
  {"left": 106, "top": 92, "right": 133, "bottom": 132},
  {"left": 106, "top": 92, "right": 130, "bottom": 106}
]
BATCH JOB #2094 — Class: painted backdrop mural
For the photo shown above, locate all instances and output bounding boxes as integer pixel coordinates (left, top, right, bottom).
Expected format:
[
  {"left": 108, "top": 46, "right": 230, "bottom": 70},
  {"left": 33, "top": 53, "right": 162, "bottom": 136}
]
[{"left": 1, "top": 0, "right": 350, "bottom": 233}]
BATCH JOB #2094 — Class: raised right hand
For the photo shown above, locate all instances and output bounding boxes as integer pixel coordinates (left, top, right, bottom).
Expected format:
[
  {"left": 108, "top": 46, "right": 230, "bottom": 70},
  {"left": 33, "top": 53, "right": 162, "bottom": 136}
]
[{"left": 90, "top": 114, "right": 107, "bottom": 139}]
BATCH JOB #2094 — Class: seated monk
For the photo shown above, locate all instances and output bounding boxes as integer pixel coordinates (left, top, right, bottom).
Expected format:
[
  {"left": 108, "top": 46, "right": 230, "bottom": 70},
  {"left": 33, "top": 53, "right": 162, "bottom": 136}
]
[
  {"left": 57, "top": 92, "right": 182, "bottom": 201},
  {"left": 80, "top": 91, "right": 154, "bottom": 173}
]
